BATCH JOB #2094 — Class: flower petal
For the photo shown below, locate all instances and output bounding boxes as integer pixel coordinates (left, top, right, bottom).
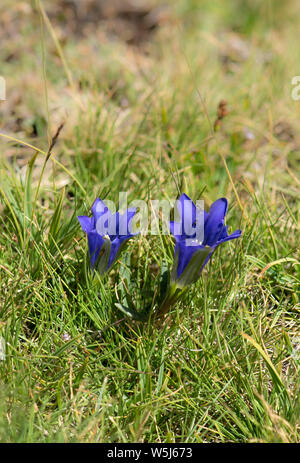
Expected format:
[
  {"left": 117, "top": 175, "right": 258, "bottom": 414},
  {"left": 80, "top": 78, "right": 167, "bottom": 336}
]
[
  {"left": 175, "top": 241, "right": 202, "bottom": 279},
  {"left": 87, "top": 231, "right": 105, "bottom": 268},
  {"left": 175, "top": 244, "right": 213, "bottom": 287},
  {"left": 169, "top": 220, "right": 183, "bottom": 240},
  {"left": 91, "top": 198, "right": 114, "bottom": 228},
  {"left": 116, "top": 208, "right": 137, "bottom": 236},
  {"left": 203, "top": 198, "right": 228, "bottom": 246},
  {"left": 77, "top": 215, "right": 94, "bottom": 233},
  {"left": 217, "top": 229, "right": 242, "bottom": 244},
  {"left": 176, "top": 194, "right": 197, "bottom": 238}
]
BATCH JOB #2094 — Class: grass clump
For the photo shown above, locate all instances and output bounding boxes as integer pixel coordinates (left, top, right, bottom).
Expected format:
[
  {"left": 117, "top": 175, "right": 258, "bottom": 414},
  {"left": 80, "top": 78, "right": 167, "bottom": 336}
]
[{"left": 0, "top": 0, "right": 299, "bottom": 443}]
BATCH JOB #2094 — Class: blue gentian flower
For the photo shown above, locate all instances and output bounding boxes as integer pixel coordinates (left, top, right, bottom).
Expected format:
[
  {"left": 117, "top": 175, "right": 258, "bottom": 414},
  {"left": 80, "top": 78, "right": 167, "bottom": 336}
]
[
  {"left": 78, "top": 198, "right": 137, "bottom": 274},
  {"left": 169, "top": 194, "right": 242, "bottom": 288}
]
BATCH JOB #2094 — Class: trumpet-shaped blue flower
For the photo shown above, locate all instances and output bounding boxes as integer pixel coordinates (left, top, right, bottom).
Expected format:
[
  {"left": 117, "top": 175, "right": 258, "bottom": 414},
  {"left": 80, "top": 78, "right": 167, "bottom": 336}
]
[
  {"left": 169, "top": 194, "right": 242, "bottom": 288},
  {"left": 78, "top": 198, "right": 137, "bottom": 274}
]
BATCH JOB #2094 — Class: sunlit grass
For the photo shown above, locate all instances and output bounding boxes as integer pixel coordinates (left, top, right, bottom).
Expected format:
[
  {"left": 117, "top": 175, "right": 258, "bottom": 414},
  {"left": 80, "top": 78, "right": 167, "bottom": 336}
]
[{"left": 0, "top": 0, "right": 299, "bottom": 443}]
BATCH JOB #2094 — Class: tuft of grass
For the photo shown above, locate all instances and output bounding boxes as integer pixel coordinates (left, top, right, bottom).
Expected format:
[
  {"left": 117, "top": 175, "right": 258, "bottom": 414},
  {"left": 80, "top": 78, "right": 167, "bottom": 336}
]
[{"left": 0, "top": 0, "right": 299, "bottom": 442}]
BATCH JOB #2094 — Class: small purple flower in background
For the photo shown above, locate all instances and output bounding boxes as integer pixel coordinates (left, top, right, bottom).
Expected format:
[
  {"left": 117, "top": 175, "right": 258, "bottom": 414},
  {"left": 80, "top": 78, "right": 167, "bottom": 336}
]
[
  {"left": 62, "top": 332, "right": 71, "bottom": 342},
  {"left": 78, "top": 198, "right": 137, "bottom": 274},
  {"left": 170, "top": 194, "right": 242, "bottom": 287}
]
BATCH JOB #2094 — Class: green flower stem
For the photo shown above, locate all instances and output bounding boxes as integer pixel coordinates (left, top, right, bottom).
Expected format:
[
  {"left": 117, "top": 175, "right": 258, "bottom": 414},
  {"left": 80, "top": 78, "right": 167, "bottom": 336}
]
[{"left": 155, "top": 284, "right": 185, "bottom": 319}]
